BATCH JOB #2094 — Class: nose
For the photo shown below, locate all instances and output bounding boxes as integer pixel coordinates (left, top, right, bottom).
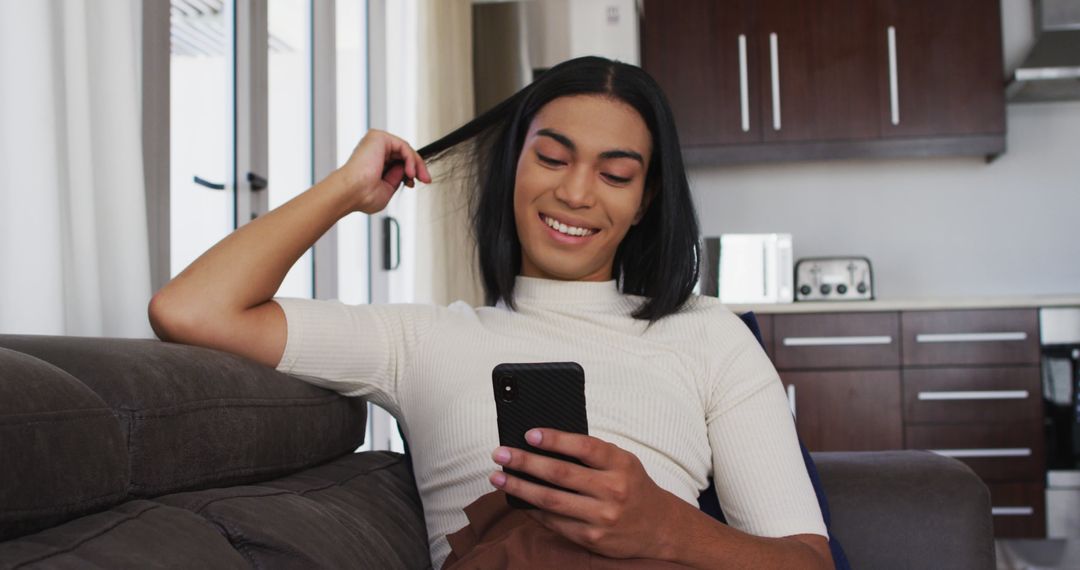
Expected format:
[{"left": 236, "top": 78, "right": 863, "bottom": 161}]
[{"left": 552, "top": 166, "right": 596, "bottom": 209}]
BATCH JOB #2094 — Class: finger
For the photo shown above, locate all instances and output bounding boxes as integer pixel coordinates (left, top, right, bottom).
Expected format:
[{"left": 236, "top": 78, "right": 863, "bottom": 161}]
[
  {"left": 381, "top": 162, "right": 405, "bottom": 187},
  {"left": 415, "top": 150, "right": 432, "bottom": 183},
  {"left": 383, "top": 133, "right": 418, "bottom": 180},
  {"left": 525, "top": 429, "right": 616, "bottom": 470},
  {"left": 489, "top": 470, "right": 598, "bottom": 522},
  {"left": 492, "top": 446, "right": 593, "bottom": 494}
]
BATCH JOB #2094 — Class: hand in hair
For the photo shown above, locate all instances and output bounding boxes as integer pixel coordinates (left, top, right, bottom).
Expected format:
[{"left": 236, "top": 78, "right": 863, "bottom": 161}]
[{"left": 334, "top": 129, "right": 433, "bottom": 214}]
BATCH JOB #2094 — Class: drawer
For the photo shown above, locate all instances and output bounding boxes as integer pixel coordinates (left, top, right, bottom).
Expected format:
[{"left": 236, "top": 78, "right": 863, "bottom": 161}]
[
  {"left": 905, "top": 422, "right": 1044, "bottom": 482},
  {"left": 988, "top": 482, "right": 1046, "bottom": 538},
  {"left": 902, "top": 309, "right": 1039, "bottom": 366},
  {"left": 773, "top": 312, "right": 900, "bottom": 370},
  {"left": 903, "top": 366, "right": 1042, "bottom": 424}
]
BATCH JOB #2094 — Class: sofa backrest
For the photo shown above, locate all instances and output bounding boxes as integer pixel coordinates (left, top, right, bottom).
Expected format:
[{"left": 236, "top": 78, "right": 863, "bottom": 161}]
[{"left": 0, "top": 334, "right": 368, "bottom": 541}]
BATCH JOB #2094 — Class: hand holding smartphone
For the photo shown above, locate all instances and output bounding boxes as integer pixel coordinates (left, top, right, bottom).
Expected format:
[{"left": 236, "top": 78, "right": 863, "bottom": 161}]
[{"left": 491, "top": 362, "right": 589, "bottom": 509}]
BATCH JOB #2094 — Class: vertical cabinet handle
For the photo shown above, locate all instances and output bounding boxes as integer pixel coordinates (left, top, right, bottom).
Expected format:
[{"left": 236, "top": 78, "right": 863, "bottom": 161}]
[
  {"left": 382, "top": 216, "right": 401, "bottom": 271},
  {"left": 769, "top": 33, "right": 781, "bottom": 131},
  {"left": 738, "top": 34, "right": 750, "bottom": 132},
  {"left": 786, "top": 384, "right": 796, "bottom": 419},
  {"left": 887, "top": 26, "right": 899, "bottom": 125}
]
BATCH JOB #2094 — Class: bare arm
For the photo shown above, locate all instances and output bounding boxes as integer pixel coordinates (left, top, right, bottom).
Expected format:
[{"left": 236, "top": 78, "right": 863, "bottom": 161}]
[{"left": 148, "top": 130, "right": 431, "bottom": 368}]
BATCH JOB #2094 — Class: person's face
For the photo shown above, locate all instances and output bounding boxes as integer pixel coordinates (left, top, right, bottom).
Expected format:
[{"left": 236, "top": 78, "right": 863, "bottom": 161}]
[{"left": 513, "top": 95, "right": 653, "bottom": 282}]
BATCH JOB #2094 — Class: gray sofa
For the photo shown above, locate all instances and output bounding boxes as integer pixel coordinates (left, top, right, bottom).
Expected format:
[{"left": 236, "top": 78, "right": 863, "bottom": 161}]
[{"left": 0, "top": 334, "right": 996, "bottom": 569}]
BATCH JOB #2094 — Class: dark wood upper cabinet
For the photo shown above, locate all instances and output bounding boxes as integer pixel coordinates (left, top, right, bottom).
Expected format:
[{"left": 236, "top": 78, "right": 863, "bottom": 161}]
[
  {"left": 878, "top": 0, "right": 1006, "bottom": 138},
  {"left": 642, "top": 0, "right": 761, "bottom": 146},
  {"left": 640, "top": 0, "right": 1006, "bottom": 164},
  {"left": 758, "top": 0, "right": 881, "bottom": 143}
]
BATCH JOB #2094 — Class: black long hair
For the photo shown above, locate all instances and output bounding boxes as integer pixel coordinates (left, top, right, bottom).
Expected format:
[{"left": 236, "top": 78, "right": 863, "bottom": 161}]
[{"left": 417, "top": 56, "right": 700, "bottom": 323}]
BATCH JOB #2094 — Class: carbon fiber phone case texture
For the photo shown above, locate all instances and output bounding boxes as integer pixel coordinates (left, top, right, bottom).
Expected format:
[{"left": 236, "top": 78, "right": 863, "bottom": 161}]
[{"left": 491, "top": 362, "right": 588, "bottom": 509}]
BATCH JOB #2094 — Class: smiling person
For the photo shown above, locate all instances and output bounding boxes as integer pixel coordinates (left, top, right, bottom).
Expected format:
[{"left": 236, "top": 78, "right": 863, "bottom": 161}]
[{"left": 148, "top": 56, "right": 834, "bottom": 569}]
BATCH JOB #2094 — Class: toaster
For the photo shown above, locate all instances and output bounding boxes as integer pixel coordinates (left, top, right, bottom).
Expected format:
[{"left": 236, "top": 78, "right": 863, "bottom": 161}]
[{"left": 794, "top": 257, "right": 874, "bottom": 302}]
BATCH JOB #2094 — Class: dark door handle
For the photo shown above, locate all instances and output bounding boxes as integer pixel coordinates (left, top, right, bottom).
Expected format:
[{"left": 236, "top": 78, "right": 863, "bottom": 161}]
[
  {"left": 193, "top": 176, "right": 225, "bottom": 190},
  {"left": 382, "top": 216, "right": 400, "bottom": 271},
  {"left": 247, "top": 171, "right": 267, "bottom": 191}
]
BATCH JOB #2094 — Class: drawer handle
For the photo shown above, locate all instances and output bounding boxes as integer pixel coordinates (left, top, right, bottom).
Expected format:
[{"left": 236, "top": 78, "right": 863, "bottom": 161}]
[
  {"left": 992, "top": 507, "right": 1034, "bottom": 516},
  {"left": 782, "top": 335, "right": 893, "bottom": 347},
  {"left": 929, "top": 448, "right": 1031, "bottom": 458},
  {"left": 918, "top": 390, "right": 1030, "bottom": 401},
  {"left": 915, "top": 332, "right": 1028, "bottom": 343}
]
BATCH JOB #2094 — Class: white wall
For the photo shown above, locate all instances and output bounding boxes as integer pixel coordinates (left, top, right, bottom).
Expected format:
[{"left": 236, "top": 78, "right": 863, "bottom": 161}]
[
  {"left": 525, "top": 0, "right": 639, "bottom": 69},
  {"left": 690, "top": 102, "right": 1080, "bottom": 299},
  {"left": 688, "top": 1, "right": 1080, "bottom": 299}
]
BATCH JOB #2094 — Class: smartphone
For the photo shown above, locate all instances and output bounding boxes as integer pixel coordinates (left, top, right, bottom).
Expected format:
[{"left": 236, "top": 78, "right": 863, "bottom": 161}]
[{"left": 491, "top": 362, "right": 589, "bottom": 509}]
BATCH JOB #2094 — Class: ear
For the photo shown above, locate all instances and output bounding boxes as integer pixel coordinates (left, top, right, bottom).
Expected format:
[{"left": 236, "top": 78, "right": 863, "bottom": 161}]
[{"left": 632, "top": 185, "right": 656, "bottom": 226}]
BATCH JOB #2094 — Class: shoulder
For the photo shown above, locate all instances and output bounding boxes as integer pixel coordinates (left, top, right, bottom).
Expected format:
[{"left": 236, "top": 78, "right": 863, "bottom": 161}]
[{"left": 649, "top": 294, "right": 756, "bottom": 347}]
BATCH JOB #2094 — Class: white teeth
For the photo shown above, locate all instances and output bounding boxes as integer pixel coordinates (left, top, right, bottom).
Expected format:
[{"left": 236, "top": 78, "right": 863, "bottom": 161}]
[{"left": 543, "top": 215, "right": 593, "bottom": 237}]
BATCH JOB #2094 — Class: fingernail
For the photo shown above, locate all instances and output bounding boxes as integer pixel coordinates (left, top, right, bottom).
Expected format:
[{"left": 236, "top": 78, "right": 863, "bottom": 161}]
[
  {"left": 491, "top": 471, "right": 506, "bottom": 487},
  {"left": 526, "top": 429, "right": 542, "bottom": 446},
  {"left": 493, "top": 447, "right": 511, "bottom": 465}
]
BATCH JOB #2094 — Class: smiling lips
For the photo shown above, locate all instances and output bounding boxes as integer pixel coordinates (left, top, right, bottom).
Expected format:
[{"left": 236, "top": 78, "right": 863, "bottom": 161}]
[{"left": 539, "top": 213, "right": 599, "bottom": 240}]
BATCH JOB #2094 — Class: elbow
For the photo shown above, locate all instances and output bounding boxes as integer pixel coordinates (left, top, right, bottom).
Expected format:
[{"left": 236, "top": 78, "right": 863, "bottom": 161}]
[{"left": 148, "top": 292, "right": 189, "bottom": 343}]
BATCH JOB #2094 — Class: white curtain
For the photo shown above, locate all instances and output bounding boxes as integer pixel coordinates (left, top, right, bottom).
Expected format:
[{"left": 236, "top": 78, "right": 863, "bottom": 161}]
[
  {"left": 0, "top": 0, "right": 153, "bottom": 338},
  {"left": 414, "top": 0, "right": 486, "bottom": 308}
]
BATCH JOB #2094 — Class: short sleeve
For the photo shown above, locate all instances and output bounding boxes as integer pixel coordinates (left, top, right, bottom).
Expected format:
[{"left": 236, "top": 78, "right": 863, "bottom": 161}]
[
  {"left": 272, "top": 297, "right": 439, "bottom": 417},
  {"left": 704, "top": 320, "right": 828, "bottom": 539}
]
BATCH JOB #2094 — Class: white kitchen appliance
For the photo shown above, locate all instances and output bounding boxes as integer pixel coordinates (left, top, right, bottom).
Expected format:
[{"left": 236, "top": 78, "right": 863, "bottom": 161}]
[{"left": 708, "top": 234, "right": 794, "bottom": 304}]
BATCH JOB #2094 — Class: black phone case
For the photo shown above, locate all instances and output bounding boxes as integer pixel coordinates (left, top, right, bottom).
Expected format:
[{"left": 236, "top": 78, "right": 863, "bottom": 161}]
[{"left": 491, "top": 362, "right": 588, "bottom": 509}]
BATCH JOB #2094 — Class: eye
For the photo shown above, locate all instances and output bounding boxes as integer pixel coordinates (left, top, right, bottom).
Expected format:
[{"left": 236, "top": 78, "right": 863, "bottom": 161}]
[
  {"left": 536, "top": 153, "right": 566, "bottom": 167},
  {"left": 603, "top": 173, "right": 632, "bottom": 185}
]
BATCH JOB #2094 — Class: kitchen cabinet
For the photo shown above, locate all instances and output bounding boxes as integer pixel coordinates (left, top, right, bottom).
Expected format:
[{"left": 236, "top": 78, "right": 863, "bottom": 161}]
[
  {"left": 781, "top": 369, "right": 902, "bottom": 451},
  {"left": 758, "top": 0, "right": 881, "bottom": 143},
  {"left": 900, "top": 307, "right": 1045, "bottom": 538},
  {"left": 772, "top": 312, "right": 902, "bottom": 451},
  {"left": 758, "top": 307, "right": 1045, "bottom": 537},
  {"left": 877, "top": 0, "right": 1005, "bottom": 138},
  {"left": 640, "top": 0, "right": 1006, "bottom": 164},
  {"left": 640, "top": 0, "right": 761, "bottom": 146}
]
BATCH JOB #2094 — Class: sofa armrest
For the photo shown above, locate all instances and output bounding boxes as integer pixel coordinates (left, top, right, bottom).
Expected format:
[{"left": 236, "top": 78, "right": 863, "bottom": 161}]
[
  {"left": 812, "top": 450, "right": 995, "bottom": 570},
  {"left": 0, "top": 334, "right": 369, "bottom": 541}
]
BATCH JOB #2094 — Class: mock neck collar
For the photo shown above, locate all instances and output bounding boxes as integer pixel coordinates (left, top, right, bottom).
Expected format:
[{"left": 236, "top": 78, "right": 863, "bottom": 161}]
[{"left": 510, "top": 275, "right": 623, "bottom": 305}]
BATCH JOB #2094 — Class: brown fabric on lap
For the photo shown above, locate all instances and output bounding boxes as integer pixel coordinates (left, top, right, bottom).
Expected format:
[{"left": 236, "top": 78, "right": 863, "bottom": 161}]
[{"left": 442, "top": 490, "right": 693, "bottom": 569}]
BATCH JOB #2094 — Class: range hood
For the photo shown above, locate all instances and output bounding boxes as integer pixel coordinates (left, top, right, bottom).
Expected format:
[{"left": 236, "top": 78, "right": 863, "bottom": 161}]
[{"left": 1006, "top": 0, "right": 1080, "bottom": 102}]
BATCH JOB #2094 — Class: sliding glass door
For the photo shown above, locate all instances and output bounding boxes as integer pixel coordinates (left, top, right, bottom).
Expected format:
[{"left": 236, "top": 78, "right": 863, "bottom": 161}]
[{"left": 168, "top": 0, "right": 367, "bottom": 302}]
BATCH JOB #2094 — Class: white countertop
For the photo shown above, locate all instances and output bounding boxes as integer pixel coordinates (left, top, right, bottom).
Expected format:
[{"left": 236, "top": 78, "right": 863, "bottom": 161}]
[{"left": 725, "top": 294, "right": 1080, "bottom": 314}]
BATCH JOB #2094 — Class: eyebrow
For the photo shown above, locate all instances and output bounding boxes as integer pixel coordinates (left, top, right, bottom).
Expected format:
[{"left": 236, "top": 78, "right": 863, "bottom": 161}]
[{"left": 535, "top": 128, "right": 644, "bottom": 165}]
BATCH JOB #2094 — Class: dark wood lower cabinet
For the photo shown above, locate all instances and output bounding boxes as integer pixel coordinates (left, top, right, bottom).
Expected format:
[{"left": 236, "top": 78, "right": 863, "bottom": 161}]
[
  {"left": 780, "top": 369, "right": 902, "bottom": 451},
  {"left": 766, "top": 308, "right": 1049, "bottom": 538}
]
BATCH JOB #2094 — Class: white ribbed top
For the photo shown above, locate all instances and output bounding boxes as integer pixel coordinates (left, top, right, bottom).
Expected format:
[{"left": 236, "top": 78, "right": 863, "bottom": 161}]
[{"left": 273, "top": 276, "right": 826, "bottom": 567}]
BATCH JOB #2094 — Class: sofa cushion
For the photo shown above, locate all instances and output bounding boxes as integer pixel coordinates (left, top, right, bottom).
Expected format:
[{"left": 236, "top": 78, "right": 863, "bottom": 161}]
[
  {"left": 814, "top": 450, "right": 995, "bottom": 570},
  {"left": 0, "top": 335, "right": 368, "bottom": 498},
  {"left": 154, "top": 451, "right": 431, "bottom": 569},
  {"left": 0, "top": 500, "right": 249, "bottom": 569},
  {"left": 0, "top": 348, "right": 127, "bottom": 542}
]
